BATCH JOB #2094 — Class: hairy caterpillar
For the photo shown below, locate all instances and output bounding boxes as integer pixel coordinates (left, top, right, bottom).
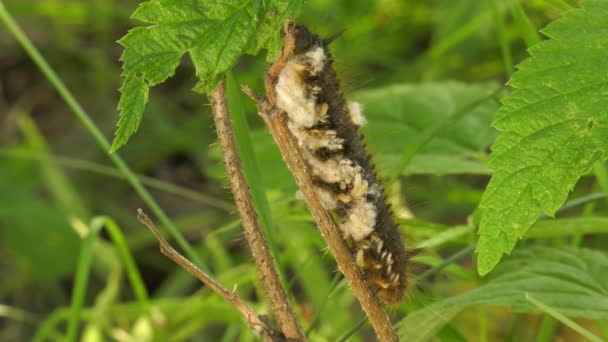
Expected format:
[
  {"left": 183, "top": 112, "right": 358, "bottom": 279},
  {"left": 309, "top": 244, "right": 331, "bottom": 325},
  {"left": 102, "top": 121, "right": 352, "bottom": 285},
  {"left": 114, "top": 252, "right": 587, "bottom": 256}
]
[{"left": 264, "top": 22, "right": 409, "bottom": 304}]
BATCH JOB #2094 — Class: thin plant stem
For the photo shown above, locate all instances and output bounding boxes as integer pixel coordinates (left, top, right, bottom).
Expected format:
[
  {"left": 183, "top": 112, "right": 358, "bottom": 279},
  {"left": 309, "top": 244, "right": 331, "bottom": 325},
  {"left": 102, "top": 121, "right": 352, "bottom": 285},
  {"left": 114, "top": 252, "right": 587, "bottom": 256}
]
[
  {"left": 137, "top": 209, "right": 285, "bottom": 341},
  {"left": 479, "top": 307, "right": 487, "bottom": 342},
  {"left": 510, "top": 0, "right": 541, "bottom": 47},
  {"left": 488, "top": 0, "right": 513, "bottom": 76},
  {"left": 210, "top": 80, "right": 306, "bottom": 341},
  {"left": 66, "top": 219, "right": 102, "bottom": 342},
  {"left": 0, "top": 147, "right": 234, "bottom": 211},
  {"left": 416, "top": 244, "right": 476, "bottom": 282},
  {"left": 102, "top": 217, "right": 150, "bottom": 313},
  {"left": 243, "top": 83, "right": 398, "bottom": 341},
  {"left": 337, "top": 316, "right": 368, "bottom": 342}
]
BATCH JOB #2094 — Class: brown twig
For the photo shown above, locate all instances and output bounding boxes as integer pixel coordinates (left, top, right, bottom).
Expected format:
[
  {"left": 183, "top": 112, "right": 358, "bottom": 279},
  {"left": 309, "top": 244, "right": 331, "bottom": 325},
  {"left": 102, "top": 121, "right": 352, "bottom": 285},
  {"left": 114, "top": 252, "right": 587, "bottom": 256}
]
[
  {"left": 136, "top": 209, "right": 284, "bottom": 341},
  {"left": 242, "top": 86, "right": 399, "bottom": 342},
  {"left": 240, "top": 20, "right": 399, "bottom": 341},
  {"left": 209, "top": 81, "right": 306, "bottom": 341}
]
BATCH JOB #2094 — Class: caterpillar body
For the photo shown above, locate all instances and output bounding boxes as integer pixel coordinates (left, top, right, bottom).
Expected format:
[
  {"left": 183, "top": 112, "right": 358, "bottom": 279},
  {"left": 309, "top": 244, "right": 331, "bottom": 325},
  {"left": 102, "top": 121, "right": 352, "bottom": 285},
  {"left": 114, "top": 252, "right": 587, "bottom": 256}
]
[{"left": 265, "top": 23, "right": 409, "bottom": 304}]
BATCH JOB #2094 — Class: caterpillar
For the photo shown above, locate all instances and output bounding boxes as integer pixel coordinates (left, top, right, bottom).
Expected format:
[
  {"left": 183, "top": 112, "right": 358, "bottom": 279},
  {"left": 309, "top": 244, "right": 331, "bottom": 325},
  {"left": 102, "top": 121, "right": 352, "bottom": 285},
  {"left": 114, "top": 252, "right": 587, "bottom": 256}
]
[{"left": 264, "top": 22, "right": 409, "bottom": 304}]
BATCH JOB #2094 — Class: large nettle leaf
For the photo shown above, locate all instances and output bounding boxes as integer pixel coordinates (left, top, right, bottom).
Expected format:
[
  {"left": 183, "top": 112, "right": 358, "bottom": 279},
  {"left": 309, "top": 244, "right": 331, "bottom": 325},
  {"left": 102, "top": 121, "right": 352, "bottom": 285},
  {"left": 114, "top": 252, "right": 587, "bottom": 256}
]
[
  {"left": 397, "top": 247, "right": 608, "bottom": 339},
  {"left": 355, "top": 81, "right": 499, "bottom": 177},
  {"left": 112, "top": 0, "right": 302, "bottom": 152},
  {"left": 477, "top": 0, "right": 608, "bottom": 275},
  {"left": 443, "top": 247, "right": 608, "bottom": 320}
]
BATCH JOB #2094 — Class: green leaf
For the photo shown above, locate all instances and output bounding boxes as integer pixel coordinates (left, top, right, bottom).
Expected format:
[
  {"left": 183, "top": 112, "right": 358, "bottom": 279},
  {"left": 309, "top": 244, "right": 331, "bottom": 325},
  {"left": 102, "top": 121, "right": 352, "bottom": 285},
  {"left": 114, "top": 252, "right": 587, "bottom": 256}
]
[
  {"left": 245, "top": 0, "right": 303, "bottom": 60},
  {"left": 395, "top": 306, "right": 463, "bottom": 341},
  {"left": 192, "top": 3, "right": 261, "bottom": 93},
  {"left": 476, "top": 0, "right": 608, "bottom": 275},
  {"left": 111, "top": 75, "right": 149, "bottom": 152},
  {"left": 355, "top": 81, "right": 499, "bottom": 177},
  {"left": 115, "top": 0, "right": 302, "bottom": 150},
  {"left": 441, "top": 247, "right": 608, "bottom": 320}
]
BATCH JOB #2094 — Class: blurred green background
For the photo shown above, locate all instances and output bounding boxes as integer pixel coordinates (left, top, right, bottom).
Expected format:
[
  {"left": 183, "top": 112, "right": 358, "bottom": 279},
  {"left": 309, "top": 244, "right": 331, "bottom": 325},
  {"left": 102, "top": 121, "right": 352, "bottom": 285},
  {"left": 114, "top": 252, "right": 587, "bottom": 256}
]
[{"left": 2, "top": 0, "right": 605, "bottom": 341}]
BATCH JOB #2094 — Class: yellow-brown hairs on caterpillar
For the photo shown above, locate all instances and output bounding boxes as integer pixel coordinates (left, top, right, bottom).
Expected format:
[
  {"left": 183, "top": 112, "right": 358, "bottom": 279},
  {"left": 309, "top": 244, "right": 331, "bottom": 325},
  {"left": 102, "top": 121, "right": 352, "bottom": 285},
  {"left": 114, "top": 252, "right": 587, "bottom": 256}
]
[{"left": 265, "top": 21, "right": 410, "bottom": 304}]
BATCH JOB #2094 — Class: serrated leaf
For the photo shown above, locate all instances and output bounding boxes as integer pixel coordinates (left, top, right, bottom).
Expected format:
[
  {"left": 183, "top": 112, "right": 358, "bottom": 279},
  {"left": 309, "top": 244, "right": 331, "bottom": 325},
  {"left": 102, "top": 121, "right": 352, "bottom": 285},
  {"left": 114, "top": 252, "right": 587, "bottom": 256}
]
[
  {"left": 111, "top": 75, "right": 149, "bottom": 153},
  {"left": 192, "top": 2, "right": 260, "bottom": 93},
  {"left": 245, "top": 0, "right": 303, "bottom": 60},
  {"left": 441, "top": 247, "right": 608, "bottom": 320},
  {"left": 115, "top": 0, "right": 302, "bottom": 150},
  {"left": 476, "top": 0, "right": 608, "bottom": 275},
  {"left": 355, "top": 82, "right": 499, "bottom": 176}
]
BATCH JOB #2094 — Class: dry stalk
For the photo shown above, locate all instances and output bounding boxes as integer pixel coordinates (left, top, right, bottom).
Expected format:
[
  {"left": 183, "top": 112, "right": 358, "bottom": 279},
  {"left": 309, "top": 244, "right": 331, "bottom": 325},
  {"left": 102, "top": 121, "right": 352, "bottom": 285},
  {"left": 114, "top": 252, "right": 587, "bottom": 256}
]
[
  {"left": 209, "top": 81, "right": 306, "bottom": 341},
  {"left": 238, "top": 20, "right": 399, "bottom": 341},
  {"left": 242, "top": 86, "right": 399, "bottom": 342},
  {"left": 136, "top": 209, "right": 284, "bottom": 341}
]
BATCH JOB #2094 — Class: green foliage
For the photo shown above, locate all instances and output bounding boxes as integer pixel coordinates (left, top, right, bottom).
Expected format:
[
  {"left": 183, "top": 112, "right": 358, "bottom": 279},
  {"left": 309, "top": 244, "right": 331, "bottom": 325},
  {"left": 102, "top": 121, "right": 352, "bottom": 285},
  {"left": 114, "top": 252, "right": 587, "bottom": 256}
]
[
  {"left": 356, "top": 82, "right": 499, "bottom": 177},
  {"left": 112, "top": 0, "right": 302, "bottom": 151},
  {"left": 477, "top": 0, "right": 608, "bottom": 275},
  {"left": 443, "top": 247, "right": 608, "bottom": 319},
  {"left": 396, "top": 306, "right": 462, "bottom": 341},
  {"left": 111, "top": 76, "right": 149, "bottom": 152},
  {"left": 3, "top": 0, "right": 608, "bottom": 341},
  {"left": 399, "top": 246, "right": 608, "bottom": 338}
]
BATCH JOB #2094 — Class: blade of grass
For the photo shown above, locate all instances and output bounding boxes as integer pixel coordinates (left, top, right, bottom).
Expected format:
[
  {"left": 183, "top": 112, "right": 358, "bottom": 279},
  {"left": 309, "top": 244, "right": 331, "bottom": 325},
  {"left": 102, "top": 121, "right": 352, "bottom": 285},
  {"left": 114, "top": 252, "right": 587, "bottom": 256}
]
[
  {"left": 0, "top": 147, "right": 234, "bottom": 211},
  {"left": 337, "top": 316, "right": 368, "bottom": 342},
  {"left": 32, "top": 308, "right": 71, "bottom": 342},
  {"left": 526, "top": 293, "right": 603, "bottom": 342},
  {"left": 0, "top": 2, "right": 205, "bottom": 269},
  {"left": 479, "top": 307, "right": 487, "bottom": 342},
  {"left": 101, "top": 217, "right": 150, "bottom": 313},
  {"left": 225, "top": 72, "right": 289, "bottom": 292},
  {"left": 488, "top": 0, "right": 513, "bottom": 76},
  {"left": 416, "top": 244, "right": 476, "bottom": 282},
  {"left": 593, "top": 163, "right": 608, "bottom": 195},
  {"left": 305, "top": 273, "right": 343, "bottom": 335},
  {"left": 505, "top": 314, "right": 522, "bottom": 342},
  {"left": 426, "top": 11, "right": 491, "bottom": 60},
  {"left": 526, "top": 217, "right": 608, "bottom": 238},
  {"left": 553, "top": 192, "right": 607, "bottom": 213},
  {"left": 536, "top": 315, "right": 559, "bottom": 342},
  {"left": 0, "top": 305, "right": 35, "bottom": 324},
  {"left": 510, "top": 0, "right": 541, "bottom": 47},
  {"left": 66, "top": 218, "right": 103, "bottom": 342},
  {"left": 416, "top": 225, "right": 473, "bottom": 249},
  {"left": 17, "top": 113, "right": 90, "bottom": 220}
]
